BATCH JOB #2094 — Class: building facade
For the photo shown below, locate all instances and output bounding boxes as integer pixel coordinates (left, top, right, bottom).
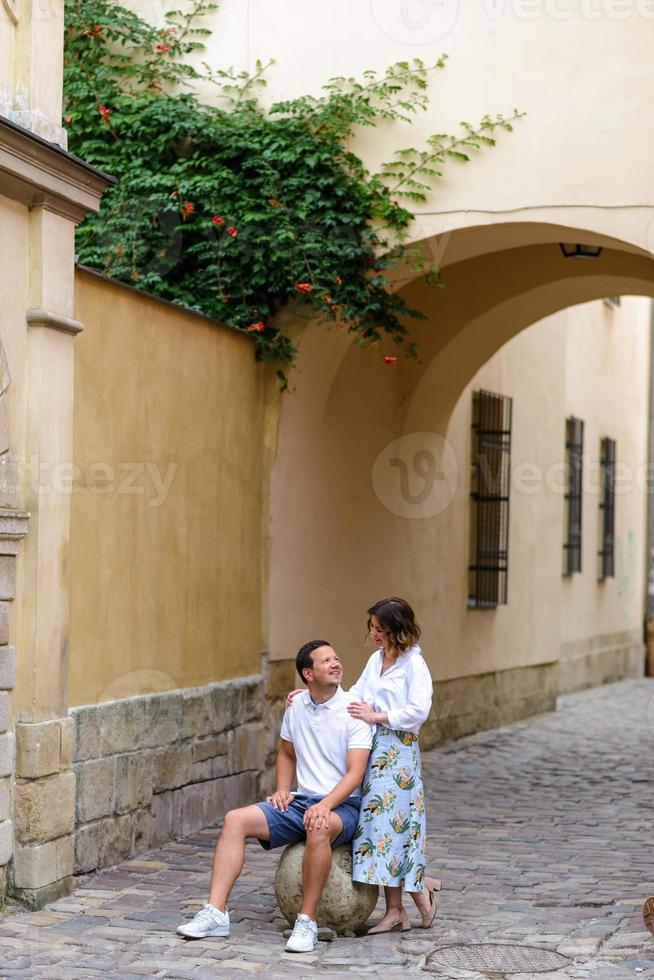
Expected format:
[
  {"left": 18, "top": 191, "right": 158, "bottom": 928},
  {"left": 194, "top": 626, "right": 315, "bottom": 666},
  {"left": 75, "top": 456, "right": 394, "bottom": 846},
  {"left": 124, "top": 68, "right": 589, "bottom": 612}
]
[{"left": 0, "top": 0, "right": 653, "bottom": 908}]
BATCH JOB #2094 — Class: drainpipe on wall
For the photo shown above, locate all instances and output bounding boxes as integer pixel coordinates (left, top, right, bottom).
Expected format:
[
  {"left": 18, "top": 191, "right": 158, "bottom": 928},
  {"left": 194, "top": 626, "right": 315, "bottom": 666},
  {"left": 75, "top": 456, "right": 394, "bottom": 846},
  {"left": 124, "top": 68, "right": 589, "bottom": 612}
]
[{"left": 645, "top": 298, "right": 654, "bottom": 676}]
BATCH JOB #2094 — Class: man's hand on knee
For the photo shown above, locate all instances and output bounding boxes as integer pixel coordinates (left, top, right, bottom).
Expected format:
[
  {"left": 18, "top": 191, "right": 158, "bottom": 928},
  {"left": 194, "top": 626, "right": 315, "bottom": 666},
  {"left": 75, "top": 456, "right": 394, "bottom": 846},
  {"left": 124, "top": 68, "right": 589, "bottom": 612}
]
[
  {"left": 266, "top": 790, "right": 294, "bottom": 812},
  {"left": 303, "top": 801, "right": 331, "bottom": 832}
]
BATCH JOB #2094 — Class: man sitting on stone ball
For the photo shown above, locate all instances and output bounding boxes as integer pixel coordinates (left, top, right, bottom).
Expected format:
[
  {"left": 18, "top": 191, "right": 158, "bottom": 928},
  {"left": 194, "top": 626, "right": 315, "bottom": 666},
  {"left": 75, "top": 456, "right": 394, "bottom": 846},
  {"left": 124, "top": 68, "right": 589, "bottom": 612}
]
[{"left": 176, "top": 640, "right": 373, "bottom": 953}]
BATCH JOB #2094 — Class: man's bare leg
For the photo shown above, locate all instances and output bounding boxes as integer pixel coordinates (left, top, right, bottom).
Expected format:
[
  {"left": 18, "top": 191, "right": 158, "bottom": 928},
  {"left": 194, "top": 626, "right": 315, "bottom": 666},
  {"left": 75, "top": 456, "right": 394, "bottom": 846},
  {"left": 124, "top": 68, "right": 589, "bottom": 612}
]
[
  {"left": 299, "top": 816, "right": 343, "bottom": 920},
  {"left": 208, "top": 804, "right": 270, "bottom": 910}
]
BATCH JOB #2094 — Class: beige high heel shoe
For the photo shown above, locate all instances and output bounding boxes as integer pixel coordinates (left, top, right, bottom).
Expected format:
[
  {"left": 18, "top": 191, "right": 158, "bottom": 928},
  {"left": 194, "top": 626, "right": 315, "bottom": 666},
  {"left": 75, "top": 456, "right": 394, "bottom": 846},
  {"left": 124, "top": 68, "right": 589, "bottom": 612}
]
[
  {"left": 419, "top": 877, "right": 442, "bottom": 929},
  {"left": 424, "top": 876, "right": 442, "bottom": 892},
  {"left": 366, "top": 906, "right": 411, "bottom": 934}
]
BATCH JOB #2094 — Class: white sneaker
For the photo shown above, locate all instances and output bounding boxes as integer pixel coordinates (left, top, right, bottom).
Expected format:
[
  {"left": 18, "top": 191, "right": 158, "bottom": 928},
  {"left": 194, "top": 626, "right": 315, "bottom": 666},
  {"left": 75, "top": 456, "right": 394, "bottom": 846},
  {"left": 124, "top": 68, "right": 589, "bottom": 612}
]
[
  {"left": 176, "top": 902, "right": 230, "bottom": 938},
  {"left": 285, "top": 913, "right": 318, "bottom": 952}
]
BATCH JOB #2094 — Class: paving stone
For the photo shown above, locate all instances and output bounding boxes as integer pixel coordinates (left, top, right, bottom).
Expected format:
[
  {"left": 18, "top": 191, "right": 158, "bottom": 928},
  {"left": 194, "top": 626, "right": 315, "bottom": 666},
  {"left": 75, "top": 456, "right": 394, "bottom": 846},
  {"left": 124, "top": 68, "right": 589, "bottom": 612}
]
[{"left": 48, "top": 913, "right": 112, "bottom": 933}]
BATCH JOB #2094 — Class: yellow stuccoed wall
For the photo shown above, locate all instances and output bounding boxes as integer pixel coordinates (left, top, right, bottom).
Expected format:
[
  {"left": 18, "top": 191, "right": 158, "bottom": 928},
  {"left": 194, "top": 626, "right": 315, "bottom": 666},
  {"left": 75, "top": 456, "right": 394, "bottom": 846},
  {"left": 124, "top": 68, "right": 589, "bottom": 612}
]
[{"left": 69, "top": 268, "right": 269, "bottom": 706}]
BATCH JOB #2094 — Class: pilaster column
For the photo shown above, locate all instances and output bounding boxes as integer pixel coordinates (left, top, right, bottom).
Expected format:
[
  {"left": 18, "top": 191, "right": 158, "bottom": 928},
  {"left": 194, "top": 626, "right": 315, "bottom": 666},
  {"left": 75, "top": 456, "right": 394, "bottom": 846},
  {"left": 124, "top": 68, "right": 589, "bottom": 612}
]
[
  {"left": 10, "top": 206, "right": 83, "bottom": 907},
  {"left": 0, "top": 101, "right": 111, "bottom": 908}
]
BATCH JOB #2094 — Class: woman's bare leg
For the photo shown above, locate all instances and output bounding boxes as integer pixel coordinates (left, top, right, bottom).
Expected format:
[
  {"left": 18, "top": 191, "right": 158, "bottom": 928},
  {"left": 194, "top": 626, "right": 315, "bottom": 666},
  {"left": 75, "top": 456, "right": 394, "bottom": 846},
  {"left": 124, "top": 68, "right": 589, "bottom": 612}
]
[{"left": 367, "top": 884, "right": 409, "bottom": 932}]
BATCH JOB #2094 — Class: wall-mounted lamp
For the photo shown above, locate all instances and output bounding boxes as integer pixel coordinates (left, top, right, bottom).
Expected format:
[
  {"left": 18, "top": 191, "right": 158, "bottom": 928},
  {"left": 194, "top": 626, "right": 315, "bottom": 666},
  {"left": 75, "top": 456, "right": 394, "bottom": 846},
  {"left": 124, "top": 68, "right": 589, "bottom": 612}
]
[{"left": 559, "top": 243, "right": 603, "bottom": 259}]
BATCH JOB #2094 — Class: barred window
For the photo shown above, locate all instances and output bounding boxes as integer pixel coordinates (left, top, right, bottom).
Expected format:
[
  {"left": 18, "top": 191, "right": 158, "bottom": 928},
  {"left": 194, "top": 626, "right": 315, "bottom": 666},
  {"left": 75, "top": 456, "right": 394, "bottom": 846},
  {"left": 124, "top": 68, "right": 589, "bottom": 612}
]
[
  {"left": 598, "top": 437, "right": 616, "bottom": 580},
  {"left": 468, "top": 390, "right": 512, "bottom": 608},
  {"left": 563, "top": 416, "right": 584, "bottom": 575}
]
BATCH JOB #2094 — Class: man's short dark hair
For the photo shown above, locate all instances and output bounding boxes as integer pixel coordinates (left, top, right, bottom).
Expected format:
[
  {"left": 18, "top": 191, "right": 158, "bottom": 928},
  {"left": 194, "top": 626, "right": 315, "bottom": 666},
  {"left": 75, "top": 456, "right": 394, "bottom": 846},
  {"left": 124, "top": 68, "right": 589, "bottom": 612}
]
[{"left": 296, "top": 640, "right": 331, "bottom": 683}]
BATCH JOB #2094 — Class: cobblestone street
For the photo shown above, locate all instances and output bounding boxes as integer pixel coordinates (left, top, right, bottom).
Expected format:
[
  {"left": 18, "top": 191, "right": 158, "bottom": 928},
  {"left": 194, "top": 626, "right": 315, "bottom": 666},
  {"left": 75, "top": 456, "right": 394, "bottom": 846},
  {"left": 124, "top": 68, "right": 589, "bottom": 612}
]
[{"left": 1, "top": 678, "right": 653, "bottom": 979}]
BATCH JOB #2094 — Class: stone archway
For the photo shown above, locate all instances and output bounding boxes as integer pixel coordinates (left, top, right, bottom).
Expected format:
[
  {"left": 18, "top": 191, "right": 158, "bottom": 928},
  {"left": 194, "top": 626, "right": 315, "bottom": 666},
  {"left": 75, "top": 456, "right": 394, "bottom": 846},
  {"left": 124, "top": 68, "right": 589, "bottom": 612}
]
[
  {"left": 267, "top": 218, "right": 654, "bottom": 721},
  {"left": 398, "top": 238, "right": 654, "bottom": 433}
]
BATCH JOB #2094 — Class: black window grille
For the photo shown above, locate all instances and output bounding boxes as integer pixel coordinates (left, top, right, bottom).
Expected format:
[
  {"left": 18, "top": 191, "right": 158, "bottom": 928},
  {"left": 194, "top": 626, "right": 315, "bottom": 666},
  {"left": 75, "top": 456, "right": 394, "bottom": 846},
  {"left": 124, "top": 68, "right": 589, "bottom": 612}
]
[
  {"left": 598, "top": 437, "right": 616, "bottom": 580},
  {"left": 563, "top": 416, "right": 584, "bottom": 575},
  {"left": 468, "top": 390, "right": 512, "bottom": 608}
]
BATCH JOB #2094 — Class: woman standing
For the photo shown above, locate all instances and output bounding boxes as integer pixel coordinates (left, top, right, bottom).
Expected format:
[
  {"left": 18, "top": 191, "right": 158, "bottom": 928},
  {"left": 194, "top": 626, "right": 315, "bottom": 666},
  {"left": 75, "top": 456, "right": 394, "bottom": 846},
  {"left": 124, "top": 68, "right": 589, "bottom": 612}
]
[{"left": 347, "top": 596, "right": 438, "bottom": 933}]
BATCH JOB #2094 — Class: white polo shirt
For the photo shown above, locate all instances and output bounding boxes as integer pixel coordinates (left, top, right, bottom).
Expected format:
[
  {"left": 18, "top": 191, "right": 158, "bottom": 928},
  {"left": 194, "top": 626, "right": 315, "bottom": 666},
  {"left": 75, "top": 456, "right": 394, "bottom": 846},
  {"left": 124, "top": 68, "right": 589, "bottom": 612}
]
[{"left": 280, "top": 685, "right": 373, "bottom": 798}]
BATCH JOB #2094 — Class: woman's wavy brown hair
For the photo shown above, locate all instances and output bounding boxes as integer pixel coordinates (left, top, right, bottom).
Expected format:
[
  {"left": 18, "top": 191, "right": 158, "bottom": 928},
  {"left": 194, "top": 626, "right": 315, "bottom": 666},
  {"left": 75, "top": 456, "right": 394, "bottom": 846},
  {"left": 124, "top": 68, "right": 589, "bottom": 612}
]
[{"left": 367, "top": 596, "right": 421, "bottom": 653}]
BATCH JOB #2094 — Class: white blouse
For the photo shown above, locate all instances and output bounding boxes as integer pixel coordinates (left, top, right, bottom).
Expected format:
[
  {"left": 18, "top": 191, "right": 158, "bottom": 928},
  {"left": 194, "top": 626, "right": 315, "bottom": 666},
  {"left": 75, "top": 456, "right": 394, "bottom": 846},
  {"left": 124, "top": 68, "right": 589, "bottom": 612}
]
[{"left": 349, "top": 644, "right": 433, "bottom": 735}]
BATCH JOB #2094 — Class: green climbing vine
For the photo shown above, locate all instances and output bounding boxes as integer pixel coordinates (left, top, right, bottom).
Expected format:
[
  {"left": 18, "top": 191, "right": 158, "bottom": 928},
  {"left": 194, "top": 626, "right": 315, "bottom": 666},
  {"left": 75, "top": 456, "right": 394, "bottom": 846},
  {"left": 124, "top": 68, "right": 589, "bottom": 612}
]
[{"left": 63, "top": 0, "right": 522, "bottom": 383}]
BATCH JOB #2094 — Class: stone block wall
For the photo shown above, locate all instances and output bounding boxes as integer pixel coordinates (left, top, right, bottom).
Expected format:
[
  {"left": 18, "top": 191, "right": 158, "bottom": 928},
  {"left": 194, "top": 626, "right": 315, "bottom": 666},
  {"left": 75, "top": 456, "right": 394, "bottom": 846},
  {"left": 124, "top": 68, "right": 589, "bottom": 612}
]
[
  {"left": 70, "top": 674, "right": 265, "bottom": 879},
  {"left": 260, "top": 660, "right": 297, "bottom": 798},
  {"left": 12, "top": 719, "right": 77, "bottom": 906},
  {"left": 0, "top": 647, "right": 15, "bottom": 900},
  {"left": 419, "top": 631, "right": 645, "bottom": 750},
  {"left": 557, "top": 629, "right": 644, "bottom": 696},
  {"left": 420, "top": 661, "right": 560, "bottom": 750}
]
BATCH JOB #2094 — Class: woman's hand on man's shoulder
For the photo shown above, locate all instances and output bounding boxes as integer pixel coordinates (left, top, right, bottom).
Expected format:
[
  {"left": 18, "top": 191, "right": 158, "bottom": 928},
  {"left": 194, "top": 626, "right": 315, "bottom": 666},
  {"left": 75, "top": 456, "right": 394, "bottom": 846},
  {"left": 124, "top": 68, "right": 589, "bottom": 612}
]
[{"left": 285, "top": 688, "right": 303, "bottom": 708}]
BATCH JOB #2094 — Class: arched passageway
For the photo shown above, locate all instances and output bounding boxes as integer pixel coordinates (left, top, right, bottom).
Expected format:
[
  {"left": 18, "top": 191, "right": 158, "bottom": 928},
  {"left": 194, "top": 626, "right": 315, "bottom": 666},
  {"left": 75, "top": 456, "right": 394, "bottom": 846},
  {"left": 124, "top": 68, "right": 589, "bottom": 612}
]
[{"left": 268, "top": 220, "right": 654, "bottom": 734}]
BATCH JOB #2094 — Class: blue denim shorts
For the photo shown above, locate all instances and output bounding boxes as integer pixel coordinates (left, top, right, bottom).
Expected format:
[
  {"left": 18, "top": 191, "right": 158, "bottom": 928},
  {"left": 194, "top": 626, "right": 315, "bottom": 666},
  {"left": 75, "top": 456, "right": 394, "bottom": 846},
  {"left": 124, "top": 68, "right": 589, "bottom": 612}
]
[{"left": 256, "top": 794, "right": 361, "bottom": 850}]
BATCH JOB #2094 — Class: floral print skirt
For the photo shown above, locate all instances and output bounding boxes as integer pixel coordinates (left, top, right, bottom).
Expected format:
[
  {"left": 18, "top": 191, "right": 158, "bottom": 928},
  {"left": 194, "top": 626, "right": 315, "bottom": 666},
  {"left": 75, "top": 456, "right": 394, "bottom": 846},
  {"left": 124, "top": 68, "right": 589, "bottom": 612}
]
[{"left": 351, "top": 724, "right": 426, "bottom": 892}]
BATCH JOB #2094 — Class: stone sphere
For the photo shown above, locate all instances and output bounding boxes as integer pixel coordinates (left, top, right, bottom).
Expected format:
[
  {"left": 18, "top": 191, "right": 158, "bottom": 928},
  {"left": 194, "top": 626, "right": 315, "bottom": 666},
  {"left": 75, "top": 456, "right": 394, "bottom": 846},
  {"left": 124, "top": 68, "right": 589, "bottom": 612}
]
[{"left": 274, "top": 843, "right": 378, "bottom": 933}]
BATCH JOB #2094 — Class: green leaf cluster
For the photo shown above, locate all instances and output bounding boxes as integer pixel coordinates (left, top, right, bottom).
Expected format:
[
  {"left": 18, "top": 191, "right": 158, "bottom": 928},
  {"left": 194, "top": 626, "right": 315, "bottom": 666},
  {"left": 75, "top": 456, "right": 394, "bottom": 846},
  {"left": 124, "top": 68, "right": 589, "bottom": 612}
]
[{"left": 64, "top": 0, "right": 522, "bottom": 382}]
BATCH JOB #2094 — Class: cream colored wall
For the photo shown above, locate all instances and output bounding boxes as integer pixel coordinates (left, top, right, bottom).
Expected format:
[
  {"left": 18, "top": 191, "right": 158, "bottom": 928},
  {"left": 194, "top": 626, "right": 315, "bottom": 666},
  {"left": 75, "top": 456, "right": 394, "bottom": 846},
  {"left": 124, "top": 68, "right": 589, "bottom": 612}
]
[
  {"left": 132, "top": 0, "right": 654, "bottom": 251},
  {"left": 0, "top": 194, "right": 29, "bottom": 451},
  {"left": 21, "top": 1, "right": 65, "bottom": 129},
  {"left": 1, "top": 0, "right": 66, "bottom": 146},
  {"left": 458, "top": 295, "right": 649, "bottom": 667},
  {"left": 68, "top": 269, "right": 268, "bottom": 706},
  {"left": 268, "top": 295, "right": 651, "bottom": 689},
  {"left": 559, "top": 296, "right": 650, "bottom": 640},
  {"left": 433, "top": 311, "right": 568, "bottom": 678},
  {"left": 0, "top": 11, "right": 16, "bottom": 103}
]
